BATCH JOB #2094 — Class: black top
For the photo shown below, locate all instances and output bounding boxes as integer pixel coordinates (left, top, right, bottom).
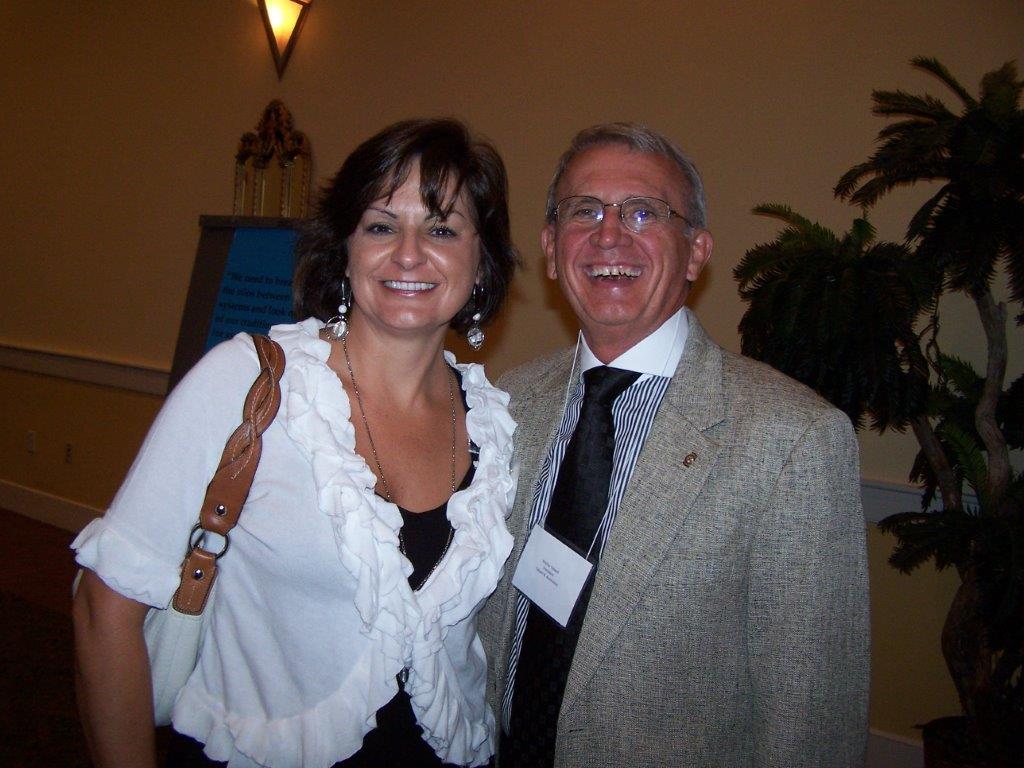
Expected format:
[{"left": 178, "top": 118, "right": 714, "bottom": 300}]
[
  {"left": 339, "top": 463, "right": 476, "bottom": 768},
  {"left": 399, "top": 464, "right": 473, "bottom": 591}
]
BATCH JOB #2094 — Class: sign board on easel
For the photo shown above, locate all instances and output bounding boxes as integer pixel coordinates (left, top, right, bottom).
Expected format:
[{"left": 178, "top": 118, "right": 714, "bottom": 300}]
[{"left": 169, "top": 215, "right": 300, "bottom": 390}]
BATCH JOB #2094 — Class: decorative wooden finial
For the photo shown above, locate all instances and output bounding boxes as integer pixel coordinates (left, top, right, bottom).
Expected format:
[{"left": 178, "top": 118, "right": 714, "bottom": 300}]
[{"left": 233, "top": 100, "right": 312, "bottom": 218}]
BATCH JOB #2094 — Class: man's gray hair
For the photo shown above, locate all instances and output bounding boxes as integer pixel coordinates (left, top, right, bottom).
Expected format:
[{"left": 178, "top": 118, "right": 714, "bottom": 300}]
[{"left": 545, "top": 123, "right": 708, "bottom": 229}]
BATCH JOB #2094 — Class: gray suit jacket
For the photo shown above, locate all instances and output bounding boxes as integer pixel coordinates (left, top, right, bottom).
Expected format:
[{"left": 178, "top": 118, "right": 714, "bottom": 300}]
[{"left": 479, "top": 310, "right": 869, "bottom": 767}]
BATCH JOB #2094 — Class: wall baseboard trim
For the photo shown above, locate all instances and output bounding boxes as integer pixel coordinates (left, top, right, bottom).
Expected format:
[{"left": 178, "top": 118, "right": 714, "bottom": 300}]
[
  {"left": 0, "top": 342, "right": 169, "bottom": 395},
  {"left": 0, "top": 480, "right": 102, "bottom": 533},
  {"left": 867, "top": 728, "right": 923, "bottom": 768},
  {"left": 861, "top": 480, "right": 924, "bottom": 524},
  {"left": 860, "top": 479, "right": 974, "bottom": 525}
]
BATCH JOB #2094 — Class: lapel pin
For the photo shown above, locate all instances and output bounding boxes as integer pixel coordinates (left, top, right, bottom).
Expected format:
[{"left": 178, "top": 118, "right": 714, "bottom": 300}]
[{"left": 682, "top": 452, "right": 698, "bottom": 467}]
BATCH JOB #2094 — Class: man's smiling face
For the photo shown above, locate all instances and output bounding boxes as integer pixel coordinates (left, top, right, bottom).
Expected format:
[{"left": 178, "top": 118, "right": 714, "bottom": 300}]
[{"left": 542, "top": 144, "right": 713, "bottom": 361}]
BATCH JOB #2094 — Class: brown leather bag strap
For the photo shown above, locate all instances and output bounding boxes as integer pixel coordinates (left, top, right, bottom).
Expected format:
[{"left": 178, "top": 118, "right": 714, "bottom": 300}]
[
  {"left": 199, "top": 334, "right": 284, "bottom": 535},
  {"left": 172, "top": 335, "right": 285, "bottom": 615}
]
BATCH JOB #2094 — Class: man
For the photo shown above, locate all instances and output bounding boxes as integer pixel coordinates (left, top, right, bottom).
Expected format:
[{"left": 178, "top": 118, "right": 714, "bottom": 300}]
[{"left": 479, "top": 124, "right": 869, "bottom": 767}]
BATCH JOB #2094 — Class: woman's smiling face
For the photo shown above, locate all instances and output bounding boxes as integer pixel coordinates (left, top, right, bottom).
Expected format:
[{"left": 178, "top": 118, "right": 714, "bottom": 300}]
[{"left": 346, "top": 160, "right": 481, "bottom": 341}]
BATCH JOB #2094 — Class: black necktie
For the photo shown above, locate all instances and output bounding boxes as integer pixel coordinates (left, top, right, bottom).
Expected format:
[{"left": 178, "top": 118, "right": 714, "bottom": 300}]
[
  {"left": 544, "top": 366, "right": 640, "bottom": 549},
  {"left": 503, "top": 366, "right": 640, "bottom": 768}
]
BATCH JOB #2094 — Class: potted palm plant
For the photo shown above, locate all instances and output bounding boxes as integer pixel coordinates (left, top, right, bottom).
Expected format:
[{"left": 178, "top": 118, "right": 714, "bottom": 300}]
[{"left": 734, "top": 57, "right": 1024, "bottom": 767}]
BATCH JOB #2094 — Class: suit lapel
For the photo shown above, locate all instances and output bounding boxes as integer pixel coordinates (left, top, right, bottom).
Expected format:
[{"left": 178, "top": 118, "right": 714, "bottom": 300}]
[
  {"left": 560, "top": 312, "right": 727, "bottom": 717},
  {"left": 493, "top": 351, "right": 576, "bottom": 695}
]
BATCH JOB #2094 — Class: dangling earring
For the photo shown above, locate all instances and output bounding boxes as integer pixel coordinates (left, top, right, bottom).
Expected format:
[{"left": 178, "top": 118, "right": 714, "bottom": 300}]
[
  {"left": 324, "top": 278, "right": 351, "bottom": 341},
  {"left": 466, "top": 285, "right": 484, "bottom": 351}
]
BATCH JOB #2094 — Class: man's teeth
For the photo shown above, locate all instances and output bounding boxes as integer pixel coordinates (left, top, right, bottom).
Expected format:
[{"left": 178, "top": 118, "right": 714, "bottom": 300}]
[
  {"left": 385, "top": 280, "right": 436, "bottom": 291},
  {"left": 589, "top": 265, "right": 641, "bottom": 278}
]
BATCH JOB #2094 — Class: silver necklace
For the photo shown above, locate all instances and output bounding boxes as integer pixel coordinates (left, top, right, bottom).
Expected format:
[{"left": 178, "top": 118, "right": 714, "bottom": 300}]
[{"left": 340, "top": 334, "right": 457, "bottom": 583}]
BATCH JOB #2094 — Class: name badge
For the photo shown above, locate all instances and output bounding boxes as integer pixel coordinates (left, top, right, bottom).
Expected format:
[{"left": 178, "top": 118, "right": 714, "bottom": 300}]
[{"left": 512, "top": 525, "right": 594, "bottom": 627}]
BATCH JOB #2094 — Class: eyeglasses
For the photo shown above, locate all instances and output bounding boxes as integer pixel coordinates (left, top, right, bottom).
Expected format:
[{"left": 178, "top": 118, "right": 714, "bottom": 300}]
[{"left": 551, "top": 195, "right": 694, "bottom": 234}]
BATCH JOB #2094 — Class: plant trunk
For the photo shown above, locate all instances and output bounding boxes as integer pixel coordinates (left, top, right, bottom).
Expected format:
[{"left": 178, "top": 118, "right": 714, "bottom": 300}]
[
  {"left": 972, "top": 290, "right": 1010, "bottom": 510},
  {"left": 942, "top": 568, "right": 987, "bottom": 723},
  {"left": 939, "top": 566, "right": 1019, "bottom": 766},
  {"left": 911, "top": 414, "right": 962, "bottom": 512}
]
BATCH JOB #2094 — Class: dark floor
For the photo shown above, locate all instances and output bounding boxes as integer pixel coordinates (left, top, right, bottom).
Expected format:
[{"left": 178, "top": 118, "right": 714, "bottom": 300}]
[{"left": 0, "top": 507, "right": 92, "bottom": 766}]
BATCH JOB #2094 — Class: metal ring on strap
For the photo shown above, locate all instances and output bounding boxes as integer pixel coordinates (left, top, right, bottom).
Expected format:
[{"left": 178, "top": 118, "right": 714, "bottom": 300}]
[{"left": 188, "top": 523, "right": 230, "bottom": 559}]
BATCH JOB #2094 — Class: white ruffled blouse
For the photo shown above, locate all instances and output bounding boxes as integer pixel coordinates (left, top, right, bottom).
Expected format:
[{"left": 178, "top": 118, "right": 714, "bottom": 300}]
[{"left": 72, "top": 319, "right": 517, "bottom": 768}]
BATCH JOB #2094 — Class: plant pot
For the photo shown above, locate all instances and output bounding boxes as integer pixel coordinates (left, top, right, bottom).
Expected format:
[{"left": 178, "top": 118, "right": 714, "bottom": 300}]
[{"left": 922, "top": 716, "right": 988, "bottom": 768}]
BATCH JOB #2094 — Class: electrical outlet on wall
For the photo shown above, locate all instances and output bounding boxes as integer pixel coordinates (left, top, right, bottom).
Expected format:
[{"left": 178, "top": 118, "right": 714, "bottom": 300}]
[
  {"left": 27, "top": 431, "right": 37, "bottom": 454},
  {"left": 64, "top": 443, "right": 73, "bottom": 464}
]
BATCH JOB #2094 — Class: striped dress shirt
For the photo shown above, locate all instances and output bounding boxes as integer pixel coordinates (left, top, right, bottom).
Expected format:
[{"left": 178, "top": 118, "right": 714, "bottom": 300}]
[{"left": 500, "top": 311, "right": 688, "bottom": 732}]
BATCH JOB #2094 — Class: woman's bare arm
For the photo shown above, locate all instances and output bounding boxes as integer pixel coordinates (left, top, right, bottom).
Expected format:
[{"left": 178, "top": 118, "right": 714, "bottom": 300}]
[{"left": 72, "top": 568, "right": 158, "bottom": 768}]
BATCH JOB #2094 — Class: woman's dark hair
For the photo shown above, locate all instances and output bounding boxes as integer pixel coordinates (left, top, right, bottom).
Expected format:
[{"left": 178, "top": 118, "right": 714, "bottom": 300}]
[{"left": 293, "top": 118, "right": 518, "bottom": 333}]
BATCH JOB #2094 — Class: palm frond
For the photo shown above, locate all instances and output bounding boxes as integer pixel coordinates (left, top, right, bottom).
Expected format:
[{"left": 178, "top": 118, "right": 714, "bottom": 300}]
[
  {"left": 979, "top": 61, "right": 1023, "bottom": 110},
  {"left": 939, "top": 422, "right": 991, "bottom": 511},
  {"left": 936, "top": 354, "right": 983, "bottom": 398},
  {"left": 834, "top": 162, "right": 873, "bottom": 201},
  {"left": 876, "top": 119, "right": 953, "bottom": 144},
  {"left": 751, "top": 203, "right": 820, "bottom": 234},
  {"left": 736, "top": 209, "right": 929, "bottom": 431},
  {"left": 871, "top": 89, "right": 955, "bottom": 121},
  {"left": 838, "top": 162, "right": 948, "bottom": 209},
  {"left": 907, "top": 185, "right": 953, "bottom": 242},
  {"left": 912, "top": 56, "right": 976, "bottom": 107},
  {"left": 972, "top": 509, "right": 1024, "bottom": 658},
  {"left": 998, "top": 374, "right": 1024, "bottom": 448},
  {"left": 836, "top": 58, "right": 1024, "bottom": 311},
  {"left": 997, "top": 199, "right": 1024, "bottom": 313},
  {"left": 845, "top": 217, "right": 877, "bottom": 251},
  {"left": 917, "top": 193, "right": 1004, "bottom": 296},
  {"left": 878, "top": 508, "right": 978, "bottom": 573}
]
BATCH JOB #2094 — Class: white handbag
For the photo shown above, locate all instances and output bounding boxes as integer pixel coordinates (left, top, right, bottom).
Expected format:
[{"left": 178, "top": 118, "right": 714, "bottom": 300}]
[{"left": 145, "top": 596, "right": 211, "bottom": 724}]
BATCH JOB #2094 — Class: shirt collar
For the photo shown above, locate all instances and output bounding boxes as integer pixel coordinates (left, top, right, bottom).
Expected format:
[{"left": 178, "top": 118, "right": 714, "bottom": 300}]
[{"left": 579, "top": 308, "right": 689, "bottom": 378}]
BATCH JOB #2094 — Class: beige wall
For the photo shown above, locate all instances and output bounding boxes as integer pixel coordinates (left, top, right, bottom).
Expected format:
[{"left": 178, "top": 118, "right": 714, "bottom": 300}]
[
  {"left": 2, "top": 0, "right": 1021, "bottom": 743},
  {"left": 868, "top": 527, "right": 962, "bottom": 738},
  {"left": 0, "top": 369, "right": 161, "bottom": 508},
  {"left": 3, "top": 0, "right": 1022, "bottom": 481}
]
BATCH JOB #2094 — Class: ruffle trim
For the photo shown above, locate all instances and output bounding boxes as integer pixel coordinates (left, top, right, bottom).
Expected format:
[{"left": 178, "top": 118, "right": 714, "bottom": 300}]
[
  {"left": 402, "top": 353, "right": 514, "bottom": 763},
  {"left": 72, "top": 517, "right": 182, "bottom": 609},
  {"left": 405, "top": 634, "right": 498, "bottom": 767},
  {"left": 216, "top": 318, "right": 514, "bottom": 766},
  {"left": 174, "top": 651, "right": 396, "bottom": 768}
]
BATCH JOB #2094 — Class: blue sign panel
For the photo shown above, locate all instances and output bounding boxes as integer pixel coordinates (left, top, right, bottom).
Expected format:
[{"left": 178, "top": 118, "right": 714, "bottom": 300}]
[{"left": 205, "top": 228, "right": 297, "bottom": 350}]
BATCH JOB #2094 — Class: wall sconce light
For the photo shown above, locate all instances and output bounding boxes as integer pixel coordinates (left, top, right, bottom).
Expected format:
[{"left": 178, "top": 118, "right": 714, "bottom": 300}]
[{"left": 258, "top": 0, "right": 312, "bottom": 78}]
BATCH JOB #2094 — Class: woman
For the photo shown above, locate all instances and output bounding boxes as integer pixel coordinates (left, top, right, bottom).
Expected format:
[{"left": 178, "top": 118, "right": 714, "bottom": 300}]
[{"left": 72, "top": 119, "right": 518, "bottom": 768}]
